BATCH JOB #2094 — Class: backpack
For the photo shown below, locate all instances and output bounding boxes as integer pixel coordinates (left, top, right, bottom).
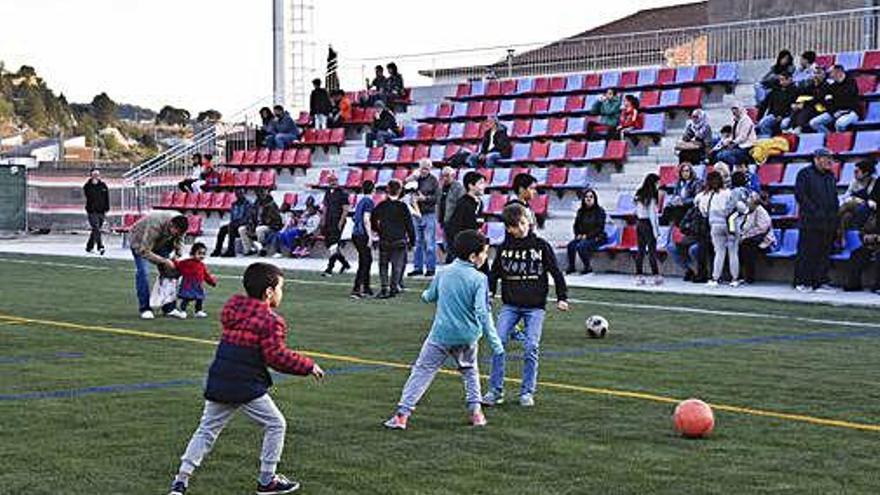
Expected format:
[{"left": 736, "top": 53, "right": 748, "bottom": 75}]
[{"left": 447, "top": 149, "right": 471, "bottom": 168}]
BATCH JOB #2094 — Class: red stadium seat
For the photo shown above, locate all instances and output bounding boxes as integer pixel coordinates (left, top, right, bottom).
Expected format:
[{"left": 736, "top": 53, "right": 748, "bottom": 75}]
[
  {"left": 548, "top": 118, "right": 567, "bottom": 136},
  {"left": 267, "top": 149, "right": 284, "bottom": 165},
  {"left": 619, "top": 71, "right": 639, "bottom": 87},
  {"left": 254, "top": 148, "right": 270, "bottom": 166},
  {"left": 294, "top": 149, "right": 312, "bottom": 168},
  {"left": 432, "top": 123, "right": 450, "bottom": 140},
  {"left": 437, "top": 102, "right": 453, "bottom": 118},
  {"left": 413, "top": 144, "right": 430, "bottom": 161},
  {"left": 393, "top": 167, "right": 410, "bottom": 182},
  {"left": 532, "top": 77, "right": 550, "bottom": 94},
  {"left": 695, "top": 65, "right": 716, "bottom": 83},
  {"left": 530, "top": 98, "right": 550, "bottom": 114},
  {"left": 475, "top": 168, "right": 493, "bottom": 184},
  {"left": 345, "top": 169, "right": 363, "bottom": 189},
  {"left": 170, "top": 191, "right": 187, "bottom": 209},
  {"left": 283, "top": 193, "right": 298, "bottom": 208},
  {"left": 241, "top": 150, "right": 257, "bottom": 166},
  {"left": 565, "top": 95, "right": 585, "bottom": 113},
  {"left": 549, "top": 77, "right": 566, "bottom": 93},
  {"left": 758, "top": 162, "right": 784, "bottom": 186},
  {"left": 398, "top": 145, "right": 415, "bottom": 164},
  {"left": 301, "top": 129, "right": 318, "bottom": 144},
  {"left": 640, "top": 91, "right": 660, "bottom": 108},
  {"left": 546, "top": 167, "right": 568, "bottom": 187},
  {"left": 221, "top": 192, "right": 235, "bottom": 210},
  {"left": 281, "top": 149, "right": 298, "bottom": 165},
  {"left": 484, "top": 80, "right": 501, "bottom": 97},
  {"left": 197, "top": 193, "right": 213, "bottom": 210},
  {"left": 513, "top": 98, "right": 532, "bottom": 116},
  {"left": 184, "top": 193, "right": 199, "bottom": 210},
  {"left": 417, "top": 124, "right": 434, "bottom": 141},
  {"left": 219, "top": 171, "right": 235, "bottom": 188},
  {"left": 329, "top": 128, "right": 345, "bottom": 146},
  {"left": 245, "top": 171, "right": 261, "bottom": 188},
  {"left": 259, "top": 170, "right": 276, "bottom": 188},
  {"left": 658, "top": 164, "right": 678, "bottom": 187},
  {"left": 679, "top": 87, "right": 703, "bottom": 108},
  {"left": 464, "top": 121, "right": 482, "bottom": 140},
  {"left": 367, "top": 147, "right": 385, "bottom": 162},
  {"left": 481, "top": 100, "right": 500, "bottom": 117},
  {"left": 656, "top": 68, "right": 676, "bottom": 86},
  {"left": 455, "top": 83, "right": 471, "bottom": 98},
  {"left": 157, "top": 191, "right": 174, "bottom": 208},
  {"left": 511, "top": 119, "right": 531, "bottom": 138},
  {"left": 228, "top": 150, "right": 245, "bottom": 166},
  {"left": 611, "top": 225, "right": 638, "bottom": 251},
  {"left": 233, "top": 172, "right": 248, "bottom": 188},
  {"left": 564, "top": 141, "right": 587, "bottom": 160},
  {"left": 604, "top": 140, "right": 628, "bottom": 161},
  {"left": 486, "top": 193, "right": 507, "bottom": 214},
  {"left": 361, "top": 168, "right": 379, "bottom": 186},
  {"left": 529, "top": 141, "right": 550, "bottom": 161},
  {"left": 815, "top": 54, "right": 835, "bottom": 69},
  {"left": 826, "top": 132, "right": 854, "bottom": 153},
  {"left": 581, "top": 73, "right": 601, "bottom": 90},
  {"left": 863, "top": 50, "right": 880, "bottom": 71},
  {"left": 529, "top": 194, "right": 549, "bottom": 217},
  {"left": 186, "top": 215, "right": 203, "bottom": 236},
  {"left": 444, "top": 143, "right": 461, "bottom": 160},
  {"left": 466, "top": 101, "right": 483, "bottom": 118},
  {"left": 500, "top": 80, "right": 517, "bottom": 95},
  {"left": 856, "top": 74, "right": 877, "bottom": 95},
  {"left": 210, "top": 192, "right": 228, "bottom": 210}
]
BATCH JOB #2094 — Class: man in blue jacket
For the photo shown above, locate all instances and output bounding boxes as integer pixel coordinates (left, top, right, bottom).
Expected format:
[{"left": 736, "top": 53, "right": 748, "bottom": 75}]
[
  {"left": 265, "top": 105, "right": 300, "bottom": 150},
  {"left": 794, "top": 148, "right": 840, "bottom": 292}
]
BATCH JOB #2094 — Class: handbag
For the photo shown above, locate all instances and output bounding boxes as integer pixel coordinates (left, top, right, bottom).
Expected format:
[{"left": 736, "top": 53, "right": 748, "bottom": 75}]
[{"left": 150, "top": 276, "right": 179, "bottom": 308}]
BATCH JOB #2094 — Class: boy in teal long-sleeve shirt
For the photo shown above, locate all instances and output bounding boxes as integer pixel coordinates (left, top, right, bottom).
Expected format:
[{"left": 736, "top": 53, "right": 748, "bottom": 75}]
[{"left": 384, "top": 229, "right": 502, "bottom": 430}]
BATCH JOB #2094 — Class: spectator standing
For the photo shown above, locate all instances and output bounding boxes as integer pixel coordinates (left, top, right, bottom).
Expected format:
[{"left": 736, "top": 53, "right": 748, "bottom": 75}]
[
  {"left": 756, "top": 73, "right": 797, "bottom": 137},
  {"left": 715, "top": 106, "right": 756, "bottom": 167},
  {"left": 809, "top": 64, "right": 860, "bottom": 134},
  {"left": 309, "top": 79, "right": 333, "bottom": 130},
  {"left": 406, "top": 159, "right": 440, "bottom": 277},
  {"left": 211, "top": 188, "right": 251, "bottom": 257},
  {"left": 438, "top": 166, "right": 465, "bottom": 257},
  {"left": 677, "top": 109, "right": 713, "bottom": 164},
  {"left": 365, "top": 101, "right": 400, "bottom": 147},
  {"left": 321, "top": 174, "right": 352, "bottom": 276},
  {"left": 566, "top": 189, "right": 607, "bottom": 275},
  {"left": 616, "top": 95, "right": 643, "bottom": 140},
  {"left": 506, "top": 172, "right": 539, "bottom": 230},
  {"left": 444, "top": 171, "right": 487, "bottom": 263},
  {"left": 371, "top": 179, "right": 415, "bottom": 299},
  {"left": 755, "top": 49, "right": 795, "bottom": 104},
  {"left": 129, "top": 212, "right": 189, "bottom": 319},
  {"left": 467, "top": 117, "right": 511, "bottom": 168},
  {"left": 350, "top": 181, "right": 376, "bottom": 299},
  {"left": 738, "top": 192, "right": 775, "bottom": 284},
  {"left": 699, "top": 171, "right": 748, "bottom": 287},
  {"left": 633, "top": 173, "right": 663, "bottom": 285},
  {"left": 794, "top": 148, "right": 841, "bottom": 292},
  {"left": 265, "top": 105, "right": 300, "bottom": 150},
  {"left": 589, "top": 88, "right": 622, "bottom": 128},
  {"left": 83, "top": 167, "right": 110, "bottom": 255}
]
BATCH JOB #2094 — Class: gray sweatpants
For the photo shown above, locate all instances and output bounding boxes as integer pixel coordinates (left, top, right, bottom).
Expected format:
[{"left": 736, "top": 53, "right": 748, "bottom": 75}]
[
  {"left": 177, "top": 394, "right": 286, "bottom": 477},
  {"left": 710, "top": 223, "right": 739, "bottom": 281},
  {"left": 396, "top": 340, "right": 482, "bottom": 415}
]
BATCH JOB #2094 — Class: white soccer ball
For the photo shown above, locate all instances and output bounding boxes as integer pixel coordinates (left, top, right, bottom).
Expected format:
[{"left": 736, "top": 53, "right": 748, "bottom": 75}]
[{"left": 585, "top": 315, "right": 609, "bottom": 339}]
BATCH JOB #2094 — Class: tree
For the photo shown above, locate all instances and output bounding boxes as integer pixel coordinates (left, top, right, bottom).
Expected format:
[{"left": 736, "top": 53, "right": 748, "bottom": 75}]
[
  {"left": 196, "top": 109, "right": 222, "bottom": 123},
  {"left": 17, "top": 65, "right": 37, "bottom": 78},
  {"left": 156, "top": 105, "right": 191, "bottom": 126},
  {"left": 91, "top": 92, "right": 117, "bottom": 125},
  {"left": 17, "top": 86, "right": 48, "bottom": 130}
]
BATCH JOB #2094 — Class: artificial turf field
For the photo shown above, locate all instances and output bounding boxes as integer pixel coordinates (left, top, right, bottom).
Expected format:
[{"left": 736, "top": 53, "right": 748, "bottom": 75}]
[{"left": 1, "top": 253, "right": 880, "bottom": 494}]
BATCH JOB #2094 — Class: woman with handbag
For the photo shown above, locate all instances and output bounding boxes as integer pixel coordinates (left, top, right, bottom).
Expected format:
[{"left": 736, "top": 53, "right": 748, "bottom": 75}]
[{"left": 697, "top": 171, "right": 748, "bottom": 287}]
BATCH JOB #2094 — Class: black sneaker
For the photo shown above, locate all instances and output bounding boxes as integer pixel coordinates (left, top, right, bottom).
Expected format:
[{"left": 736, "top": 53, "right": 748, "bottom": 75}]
[
  {"left": 565, "top": 268, "right": 576, "bottom": 275},
  {"left": 98, "top": 247, "right": 106, "bottom": 256},
  {"left": 407, "top": 270, "right": 424, "bottom": 277},
  {"left": 580, "top": 267, "right": 593, "bottom": 275},
  {"left": 339, "top": 264, "right": 351, "bottom": 274},
  {"left": 168, "top": 480, "right": 187, "bottom": 495},
  {"left": 683, "top": 269, "right": 695, "bottom": 282},
  {"left": 363, "top": 288, "right": 375, "bottom": 297},
  {"left": 210, "top": 250, "right": 222, "bottom": 257},
  {"left": 424, "top": 270, "right": 435, "bottom": 277},
  {"left": 321, "top": 270, "right": 333, "bottom": 278},
  {"left": 376, "top": 290, "right": 393, "bottom": 299},
  {"left": 256, "top": 474, "right": 300, "bottom": 494},
  {"left": 350, "top": 291, "right": 363, "bottom": 300},
  {"left": 221, "top": 251, "right": 236, "bottom": 258}
]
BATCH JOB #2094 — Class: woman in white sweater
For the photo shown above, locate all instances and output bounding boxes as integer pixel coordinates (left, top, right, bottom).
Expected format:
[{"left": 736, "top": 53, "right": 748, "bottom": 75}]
[
  {"left": 696, "top": 171, "right": 748, "bottom": 287},
  {"left": 633, "top": 173, "right": 663, "bottom": 285}
]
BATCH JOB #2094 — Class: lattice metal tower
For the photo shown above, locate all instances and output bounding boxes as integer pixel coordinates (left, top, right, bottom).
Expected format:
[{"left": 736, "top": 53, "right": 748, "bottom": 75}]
[{"left": 273, "top": 0, "right": 316, "bottom": 110}]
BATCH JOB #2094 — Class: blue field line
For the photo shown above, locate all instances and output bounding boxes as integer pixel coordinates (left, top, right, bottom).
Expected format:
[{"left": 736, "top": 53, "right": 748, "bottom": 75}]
[
  {"left": 0, "top": 364, "right": 388, "bottom": 402},
  {"left": 494, "top": 327, "right": 880, "bottom": 363},
  {"left": 0, "top": 352, "right": 85, "bottom": 365}
]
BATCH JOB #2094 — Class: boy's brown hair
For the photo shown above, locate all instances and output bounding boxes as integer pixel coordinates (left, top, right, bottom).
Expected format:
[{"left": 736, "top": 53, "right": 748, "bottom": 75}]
[{"left": 501, "top": 203, "right": 528, "bottom": 228}]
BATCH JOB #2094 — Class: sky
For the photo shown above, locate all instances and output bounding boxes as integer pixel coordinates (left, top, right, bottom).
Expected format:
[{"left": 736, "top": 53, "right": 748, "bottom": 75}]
[{"left": 0, "top": 0, "right": 688, "bottom": 116}]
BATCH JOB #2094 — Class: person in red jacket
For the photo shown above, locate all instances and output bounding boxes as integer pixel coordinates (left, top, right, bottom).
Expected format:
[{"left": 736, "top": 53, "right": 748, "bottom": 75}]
[
  {"left": 167, "top": 262, "right": 324, "bottom": 495},
  {"left": 616, "top": 94, "right": 644, "bottom": 140},
  {"left": 174, "top": 242, "right": 217, "bottom": 318}
]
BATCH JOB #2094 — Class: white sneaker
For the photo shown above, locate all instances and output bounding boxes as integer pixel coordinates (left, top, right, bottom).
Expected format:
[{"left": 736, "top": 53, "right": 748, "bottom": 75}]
[
  {"left": 272, "top": 252, "right": 284, "bottom": 259},
  {"left": 730, "top": 280, "right": 742, "bottom": 288},
  {"left": 166, "top": 309, "right": 187, "bottom": 319},
  {"left": 520, "top": 394, "right": 535, "bottom": 407},
  {"left": 194, "top": 311, "right": 208, "bottom": 318},
  {"left": 634, "top": 276, "right": 646, "bottom": 286},
  {"left": 139, "top": 310, "right": 155, "bottom": 320},
  {"left": 253, "top": 241, "right": 263, "bottom": 251},
  {"left": 706, "top": 280, "right": 718, "bottom": 287},
  {"left": 814, "top": 284, "right": 836, "bottom": 294},
  {"left": 795, "top": 284, "right": 813, "bottom": 293}
]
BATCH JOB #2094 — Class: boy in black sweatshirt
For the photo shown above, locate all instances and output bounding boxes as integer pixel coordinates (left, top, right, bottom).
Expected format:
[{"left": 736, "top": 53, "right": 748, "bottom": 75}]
[
  {"left": 484, "top": 203, "right": 569, "bottom": 407},
  {"left": 371, "top": 179, "right": 416, "bottom": 298}
]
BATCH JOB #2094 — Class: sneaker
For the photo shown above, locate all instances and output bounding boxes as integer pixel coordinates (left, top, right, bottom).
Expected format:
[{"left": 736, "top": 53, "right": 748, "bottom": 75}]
[
  {"left": 706, "top": 280, "right": 718, "bottom": 287},
  {"left": 795, "top": 284, "right": 813, "bottom": 293},
  {"left": 481, "top": 389, "right": 505, "bottom": 407},
  {"left": 814, "top": 284, "right": 837, "bottom": 294},
  {"left": 168, "top": 481, "right": 187, "bottom": 495},
  {"left": 634, "top": 275, "right": 646, "bottom": 286},
  {"left": 383, "top": 413, "right": 408, "bottom": 430},
  {"left": 730, "top": 280, "right": 742, "bottom": 288},
  {"left": 194, "top": 311, "right": 208, "bottom": 318},
  {"left": 580, "top": 267, "right": 594, "bottom": 276},
  {"left": 139, "top": 310, "right": 155, "bottom": 320},
  {"left": 363, "top": 288, "right": 375, "bottom": 297},
  {"left": 470, "top": 410, "right": 487, "bottom": 427},
  {"left": 256, "top": 474, "right": 300, "bottom": 494},
  {"left": 375, "top": 290, "right": 393, "bottom": 300},
  {"left": 520, "top": 394, "right": 535, "bottom": 407},
  {"left": 349, "top": 291, "right": 363, "bottom": 300},
  {"left": 166, "top": 309, "right": 187, "bottom": 320},
  {"left": 565, "top": 268, "right": 576, "bottom": 275},
  {"left": 652, "top": 275, "right": 664, "bottom": 286},
  {"left": 339, "top": 264, "right": 351, "bottom": 274},
  {"left": 321, "top": 270, "right": 333, "bottom": 278},
  {"left": 407, "top": 270, "right": 424, "bottom": 277},
  {"left": 98, "top": 247, "right": 106, "bottom": 256},
  {"left": 272, "top": 252, "right": 284, "bottom": 259},
  {"left": 253, "top": 241, "right": 263, "bottom": 252},
  {"left": 424, "top": 270, "right": 435, "bottom": 277}
]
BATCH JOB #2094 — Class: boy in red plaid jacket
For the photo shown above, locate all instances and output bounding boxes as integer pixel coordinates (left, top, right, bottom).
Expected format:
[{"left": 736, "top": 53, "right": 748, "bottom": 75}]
[{"left": 168, "top": 262, "right": 324, "bottom": 495}]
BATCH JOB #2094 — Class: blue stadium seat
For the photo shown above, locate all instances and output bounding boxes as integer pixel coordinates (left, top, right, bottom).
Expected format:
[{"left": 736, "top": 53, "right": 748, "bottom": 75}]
[
  {"left": 529, "top": 119, "right": 549, "bottom": 138},
  {"left": 421, "top": 104, "right": 438, "bottom": 119},
  {"left": 830, "top": 230, "right": 863, "bottom": 261},
  {"left": 399, "top": 124, "right": 418, "bottom": 141},
  {"left": 599, "top": 223, "right": 620, "bottom": 250},
  {"left": 545, "top": 142, "right": 566, "bottom": 161},
  {"left": 566, "top": 117, "right": 587, "bottom": 136},
  {"left": 767, "top": 229, "right": 799, "bottom": 258},
  {"left": 564, "top": 167, "right": 590, "bottom": 189},
  {"left": 855, "top": 101, "right": 880, "bottom": 128},
  {"left": 601, "top": 71, "right": 620, "bottom": 89},
  {"left": 486, "top": 222, "right": 506, "bottom": 245},
  {"left": 354, "top": 147, "right": 369, "bottom": 163},
  {"left": 490, "top": 167, "right": 511, "bottom": 188},
  {"left": 376, "top": 168, "right": 394, "bottom": 187},
  {"left": 769, "top": 194, "right": 798, "bottom": 219},
  {"left": 499, "top": 99, "right": 516, "bottom": 117},
  {"left": 629, "top": 113, "right": 666, "bottom": 136},
  {"left": 611, "top": 193, "right": 636, "bottom": 217},
  {"left": 637, "top": 68, "right": 657, "bottom": 87},
  {"left": 710, "top": 62, "right": 738, "bottom": 83},
  {"left": 505, "top": 143, "right": 530, "bottom": 163},
  {"left": 584, "top": 140, "right": 606, "bottom": 161},
  {"left": 530, "top": 167, "right": 548, "bottom": 186},
  {"left": 779, "top": 163, "right": 810, "bottom": 188},
  {"left": 787, "top": 133, "right": 825, "bottom": 158},
  {"left": 675, "top": 66, "right": 697, "bottom": 85},
  {"left": 447, "top": 122, "right": 465, "bottom": 141},
  {"left": 838, "top": 162, "right": 857, "bottom": 186},
  {"left": 565, "top": 74, "right": 583, "bottom": 92},
  {"left": 836, "top": 51, "right": 863, "bottom": 72},
  {"left": 451, "top": 102, "right": 468, "bottom": 119},
  {"left": 382, "top": 146, "right": 400, "bottom": 164},
  {"left": 429, "top": 145, "right": 445, "bottom": 162},
  {"left": 847, "top": 130, "right": 880, "bottom": 156},
  {"left": 658, "top": 89, "right": 681, "bottom": 108},
  {"left": 515, "top": 78, "right": 534, "bottom": 95},
  {"left": 584, "top": 94, "right": 600, "bottom": 110},
  {"left": 548, "top": 96, "right": 566, "bottom": 114}
]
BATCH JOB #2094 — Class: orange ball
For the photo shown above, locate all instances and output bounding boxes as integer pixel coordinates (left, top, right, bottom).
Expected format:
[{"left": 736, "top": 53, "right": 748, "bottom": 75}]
[{"left": 673, "top": 398, "right": 715, "bottom": 438}]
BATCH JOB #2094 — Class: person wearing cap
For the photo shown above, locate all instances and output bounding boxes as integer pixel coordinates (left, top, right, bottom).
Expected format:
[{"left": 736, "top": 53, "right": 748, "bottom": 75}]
[
  {"left": 365, "top": 101, "right": 400, "bottom": 147},
  {"left": 406, "top": 159, "right": 440, "bottom": 277},
  {"left": 794, "top": 148, "right": 840, "bottom": 292},
  {"left": 83, "top": 167, "right": 110, "bottom": 255},
  {"left": 467, "top": 117, "right": 511, "bottom": 168},
  {"left": 715, "top": 106, "right": 756, "bottom": 167},
  {"left": 321, "top": 173, "right": 352, "bottom": 276}
]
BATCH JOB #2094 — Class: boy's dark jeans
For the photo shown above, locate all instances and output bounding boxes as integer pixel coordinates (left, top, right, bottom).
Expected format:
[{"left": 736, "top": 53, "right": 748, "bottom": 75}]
[
  {"left": 379, "top": 244, "right": 407, "bottom": 293},
  {"left": 352, "top": 234, "right": 372, "bottom": 292}
]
